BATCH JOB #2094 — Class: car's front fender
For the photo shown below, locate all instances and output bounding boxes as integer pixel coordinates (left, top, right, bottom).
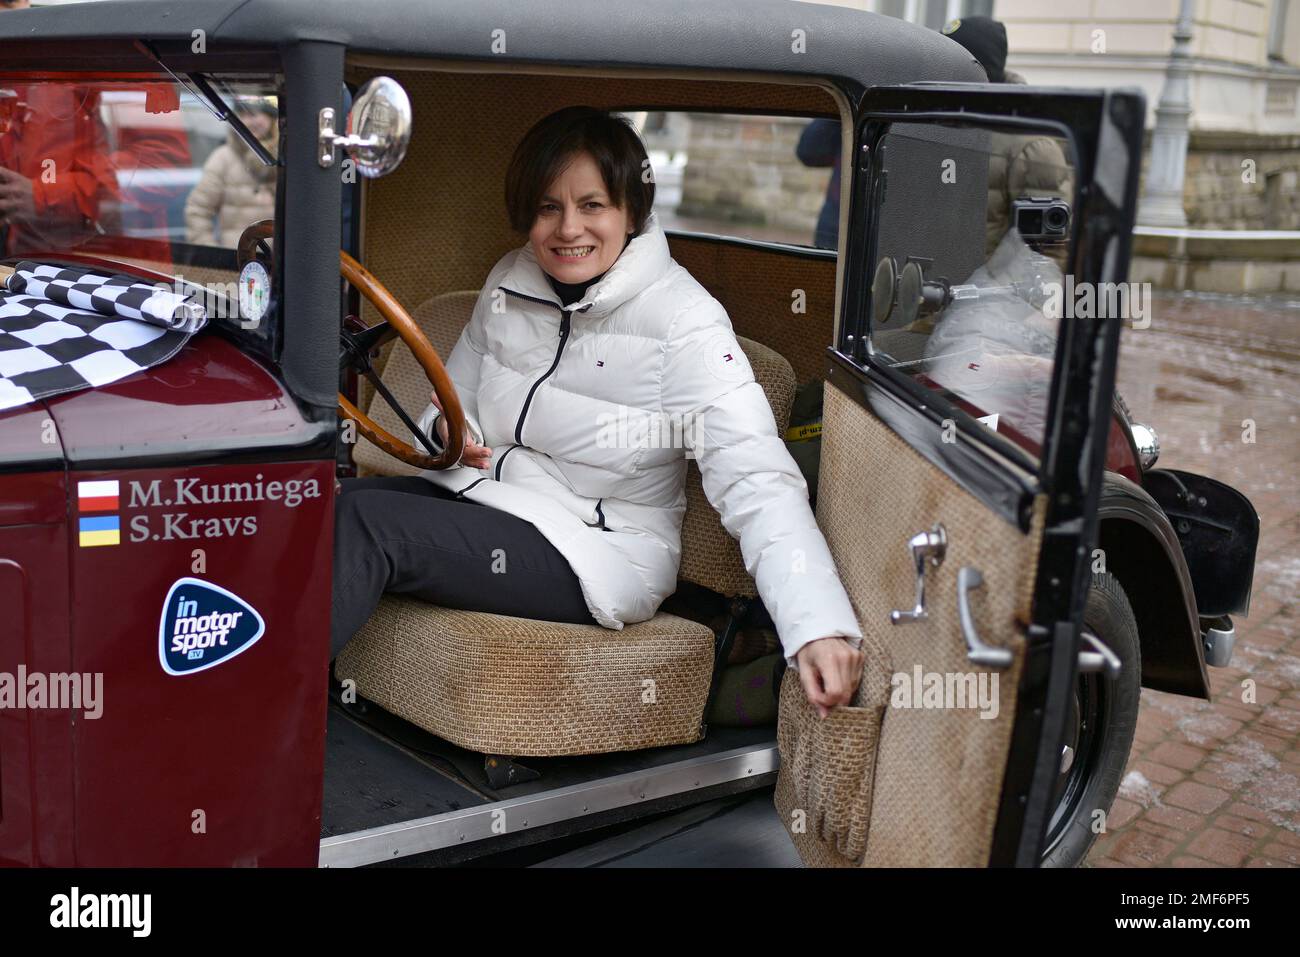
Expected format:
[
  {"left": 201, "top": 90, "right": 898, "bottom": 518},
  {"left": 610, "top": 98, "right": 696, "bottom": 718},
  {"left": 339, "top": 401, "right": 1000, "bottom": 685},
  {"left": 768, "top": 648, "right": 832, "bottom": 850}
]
[
  {"left": 1098, "top": 473, "right": 1211, "bottom": 700},
  {"left": 1141, "top": 469, "right": 1259, "bottom": 619}
]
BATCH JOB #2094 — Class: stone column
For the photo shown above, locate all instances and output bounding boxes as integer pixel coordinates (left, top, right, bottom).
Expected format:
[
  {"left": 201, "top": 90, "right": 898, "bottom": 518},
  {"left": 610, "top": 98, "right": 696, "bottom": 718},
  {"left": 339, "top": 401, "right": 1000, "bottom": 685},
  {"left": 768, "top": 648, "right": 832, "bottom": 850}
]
[{"left": 1138, "top": 0, "right": 1195, "bottom": 227}]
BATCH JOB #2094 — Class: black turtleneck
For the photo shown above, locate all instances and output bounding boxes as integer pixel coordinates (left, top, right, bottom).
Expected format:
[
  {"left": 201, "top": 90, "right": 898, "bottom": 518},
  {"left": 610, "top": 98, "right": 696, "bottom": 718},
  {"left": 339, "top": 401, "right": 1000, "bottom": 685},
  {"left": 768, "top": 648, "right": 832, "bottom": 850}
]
[{"left": 547, "top": 268, "right": 608, "bottom": 307}]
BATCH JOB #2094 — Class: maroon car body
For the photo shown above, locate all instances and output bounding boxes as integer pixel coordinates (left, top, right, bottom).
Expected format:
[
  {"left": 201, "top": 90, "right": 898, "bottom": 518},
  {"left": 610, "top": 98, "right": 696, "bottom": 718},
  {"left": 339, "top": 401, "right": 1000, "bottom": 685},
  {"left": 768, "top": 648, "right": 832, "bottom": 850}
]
[{"left": 0, "top": 332, "right": 333, "bottom": 866}]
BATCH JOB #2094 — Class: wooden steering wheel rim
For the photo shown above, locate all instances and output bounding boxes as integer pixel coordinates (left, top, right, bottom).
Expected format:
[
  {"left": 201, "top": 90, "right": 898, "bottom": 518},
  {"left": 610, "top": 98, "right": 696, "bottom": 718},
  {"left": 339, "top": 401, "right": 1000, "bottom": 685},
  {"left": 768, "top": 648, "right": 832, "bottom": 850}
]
[
  {"left": 338, "top": 251, "right": 468, "bottom": 470},
  {"left": 235, "top": 219, "right": 274, "bottom": 271},
  {"left": 236, "top": 220, "right": 468, "bottom": 469}
]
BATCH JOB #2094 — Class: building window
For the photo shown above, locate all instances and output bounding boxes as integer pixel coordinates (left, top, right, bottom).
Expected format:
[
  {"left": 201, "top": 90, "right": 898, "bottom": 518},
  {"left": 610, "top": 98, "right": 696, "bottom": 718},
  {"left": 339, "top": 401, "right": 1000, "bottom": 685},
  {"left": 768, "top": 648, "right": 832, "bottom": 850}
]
[{"left": 1265, "top": 81, "right": 1297, "bottom": 114}]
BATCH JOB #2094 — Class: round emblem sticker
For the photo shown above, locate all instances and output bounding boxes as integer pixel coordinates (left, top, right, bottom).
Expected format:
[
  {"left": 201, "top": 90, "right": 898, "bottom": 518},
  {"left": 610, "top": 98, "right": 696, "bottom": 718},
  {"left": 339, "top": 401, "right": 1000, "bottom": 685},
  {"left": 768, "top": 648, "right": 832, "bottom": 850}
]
[
  {"left": 238, "top": 260, "right": 271, "bottom": 325},
  {"left": 700, "top": 333, "right": 752, "bottom": 386}
]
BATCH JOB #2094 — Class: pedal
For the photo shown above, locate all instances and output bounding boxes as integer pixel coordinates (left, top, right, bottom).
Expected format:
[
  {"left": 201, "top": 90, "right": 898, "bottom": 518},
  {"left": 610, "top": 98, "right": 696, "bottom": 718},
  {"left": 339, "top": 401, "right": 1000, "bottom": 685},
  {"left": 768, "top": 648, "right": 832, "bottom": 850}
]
[{"left": 484, "top": 754, "right": 541, "bottom": 789}]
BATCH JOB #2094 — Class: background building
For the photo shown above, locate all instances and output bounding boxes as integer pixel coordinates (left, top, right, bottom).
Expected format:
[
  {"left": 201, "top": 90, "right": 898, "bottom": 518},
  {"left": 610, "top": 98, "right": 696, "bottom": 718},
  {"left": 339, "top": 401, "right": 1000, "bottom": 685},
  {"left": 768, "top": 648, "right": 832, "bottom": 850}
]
[{"left": 795, "top": 0, "right": 1300, "bottom": 289}]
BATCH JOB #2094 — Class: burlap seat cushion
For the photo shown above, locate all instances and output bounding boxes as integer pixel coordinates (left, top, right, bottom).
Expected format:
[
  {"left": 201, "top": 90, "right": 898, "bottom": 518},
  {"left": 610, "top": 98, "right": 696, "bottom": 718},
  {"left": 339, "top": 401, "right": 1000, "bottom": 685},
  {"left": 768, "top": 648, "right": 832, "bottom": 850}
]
[{"left": 335, "top": 596, "right": 716, "bottom": 756}]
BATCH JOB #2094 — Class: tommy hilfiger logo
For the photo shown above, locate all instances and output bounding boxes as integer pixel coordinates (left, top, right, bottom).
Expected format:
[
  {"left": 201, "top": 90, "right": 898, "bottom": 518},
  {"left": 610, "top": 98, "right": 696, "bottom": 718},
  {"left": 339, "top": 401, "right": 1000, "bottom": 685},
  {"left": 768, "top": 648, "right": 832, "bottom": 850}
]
[{"left": 703, "top": 333, "right": 749, "bottom": 385}]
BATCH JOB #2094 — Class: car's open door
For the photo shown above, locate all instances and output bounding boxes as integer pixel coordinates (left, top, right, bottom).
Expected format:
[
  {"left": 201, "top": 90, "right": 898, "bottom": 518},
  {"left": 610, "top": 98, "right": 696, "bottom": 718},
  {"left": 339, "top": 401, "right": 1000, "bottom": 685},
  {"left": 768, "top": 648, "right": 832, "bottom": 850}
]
[{"left": 776, "top": 85, "right": 1145, "bottom": 867}]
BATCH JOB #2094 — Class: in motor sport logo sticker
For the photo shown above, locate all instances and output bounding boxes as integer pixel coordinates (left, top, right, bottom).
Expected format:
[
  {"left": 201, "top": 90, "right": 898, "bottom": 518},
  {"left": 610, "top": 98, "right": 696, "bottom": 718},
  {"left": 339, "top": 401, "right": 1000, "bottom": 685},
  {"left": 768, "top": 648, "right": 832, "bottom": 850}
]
[{"left": 159, "top": 577, "right": 265, "bottom": 676}]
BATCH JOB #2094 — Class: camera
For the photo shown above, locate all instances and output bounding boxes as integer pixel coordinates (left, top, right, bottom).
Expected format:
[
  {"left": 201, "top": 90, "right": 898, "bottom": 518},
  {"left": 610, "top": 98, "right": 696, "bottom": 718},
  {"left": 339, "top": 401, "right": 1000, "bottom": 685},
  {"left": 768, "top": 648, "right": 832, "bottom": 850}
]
[{"left": 1011, "top": 196, "right": 1070, "bottom": 244}]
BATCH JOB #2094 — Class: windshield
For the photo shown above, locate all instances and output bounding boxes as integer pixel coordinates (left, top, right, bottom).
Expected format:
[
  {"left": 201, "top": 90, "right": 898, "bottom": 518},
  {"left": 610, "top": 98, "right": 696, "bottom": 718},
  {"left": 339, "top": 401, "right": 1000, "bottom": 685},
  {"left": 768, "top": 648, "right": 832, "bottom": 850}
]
[{"left": 0, "top": 72, "right": 280, "bottom": 274}]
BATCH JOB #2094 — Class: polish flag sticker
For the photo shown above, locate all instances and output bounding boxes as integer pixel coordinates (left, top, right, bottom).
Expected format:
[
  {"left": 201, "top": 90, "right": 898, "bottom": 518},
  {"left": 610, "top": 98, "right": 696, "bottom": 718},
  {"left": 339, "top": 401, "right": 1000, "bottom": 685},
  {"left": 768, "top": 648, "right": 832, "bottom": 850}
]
[{"left": 77, "top": 479, "right": 120, "bottom": 512}]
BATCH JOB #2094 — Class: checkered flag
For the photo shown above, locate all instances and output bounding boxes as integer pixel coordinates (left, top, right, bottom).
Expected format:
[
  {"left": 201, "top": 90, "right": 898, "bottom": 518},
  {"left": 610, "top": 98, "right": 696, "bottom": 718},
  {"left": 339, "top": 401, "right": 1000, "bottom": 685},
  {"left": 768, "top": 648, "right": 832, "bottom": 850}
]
[
  {"left": 6, "top": 261, "right": 207, "bottom": 334},
  {"left": 0, "top": 265, "right": 200, "bottom": 412}
]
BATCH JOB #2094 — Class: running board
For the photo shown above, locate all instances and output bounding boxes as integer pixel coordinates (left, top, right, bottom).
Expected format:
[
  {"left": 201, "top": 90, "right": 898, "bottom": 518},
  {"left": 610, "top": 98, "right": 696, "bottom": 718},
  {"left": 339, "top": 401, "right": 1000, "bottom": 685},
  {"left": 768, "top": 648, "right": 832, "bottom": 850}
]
[{"left": 319, "top": 743, "right": 780, "bottom": 867}]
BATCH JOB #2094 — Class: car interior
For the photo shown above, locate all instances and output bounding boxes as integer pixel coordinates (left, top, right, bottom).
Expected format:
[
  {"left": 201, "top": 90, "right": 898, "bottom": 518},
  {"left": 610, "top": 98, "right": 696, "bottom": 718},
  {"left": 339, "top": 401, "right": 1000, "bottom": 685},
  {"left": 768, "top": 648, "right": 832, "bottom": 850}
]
[
  {"left": 319, "top": 64, "right": 847, "bottom": 860},
  {"left": 301, "top": 61, "right": 1063, "bottom": 867}
]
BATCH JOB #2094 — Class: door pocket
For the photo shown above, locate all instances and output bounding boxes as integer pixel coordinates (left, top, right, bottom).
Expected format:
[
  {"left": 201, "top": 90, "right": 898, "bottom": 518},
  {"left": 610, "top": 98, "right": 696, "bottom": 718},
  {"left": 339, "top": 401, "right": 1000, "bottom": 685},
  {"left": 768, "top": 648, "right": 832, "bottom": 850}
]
[{"left": 775, "top": 635, "right": 891, "bottom": 867}]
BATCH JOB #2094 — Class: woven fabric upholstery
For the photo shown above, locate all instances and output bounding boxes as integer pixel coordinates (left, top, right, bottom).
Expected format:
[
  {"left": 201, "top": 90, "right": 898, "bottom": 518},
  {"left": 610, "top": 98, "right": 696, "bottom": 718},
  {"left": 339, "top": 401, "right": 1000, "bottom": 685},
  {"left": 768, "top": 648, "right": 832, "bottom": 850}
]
[
  {"left": 780, "top": 382, "right": 1047, "bottom": 867},
  {"left": 335, "top": 597, "right": 715, "bottom": 756},
  {"left": 774, "top": 624, "right": 892, "bottom": 867}
]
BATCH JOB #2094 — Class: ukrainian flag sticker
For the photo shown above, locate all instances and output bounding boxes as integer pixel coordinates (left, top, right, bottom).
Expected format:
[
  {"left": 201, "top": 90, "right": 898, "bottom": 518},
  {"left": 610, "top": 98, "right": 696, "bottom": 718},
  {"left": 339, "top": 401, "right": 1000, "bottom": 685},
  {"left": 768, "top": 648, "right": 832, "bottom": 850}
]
[{"left": 79, "top": 514, "right": 120, "bottom": 548}]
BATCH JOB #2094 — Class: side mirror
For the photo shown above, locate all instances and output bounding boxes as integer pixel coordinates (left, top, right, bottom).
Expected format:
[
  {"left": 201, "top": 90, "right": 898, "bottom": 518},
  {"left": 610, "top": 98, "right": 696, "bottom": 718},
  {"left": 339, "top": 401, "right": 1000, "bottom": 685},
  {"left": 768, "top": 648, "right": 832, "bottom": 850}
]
[
  {"left": 896, "top": 261, "right": 924, "bottom": 327},
  {"left": 318, "top": 76, "right": 412, "bottom": 178}
]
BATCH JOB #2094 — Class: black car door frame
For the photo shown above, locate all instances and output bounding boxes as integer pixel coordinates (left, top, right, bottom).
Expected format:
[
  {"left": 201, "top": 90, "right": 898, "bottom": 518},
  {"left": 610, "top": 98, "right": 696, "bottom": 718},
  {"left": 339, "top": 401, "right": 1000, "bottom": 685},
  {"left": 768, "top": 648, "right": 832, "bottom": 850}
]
[{"left": 840, "top": 84, "right": 1146, "bottom": 865}]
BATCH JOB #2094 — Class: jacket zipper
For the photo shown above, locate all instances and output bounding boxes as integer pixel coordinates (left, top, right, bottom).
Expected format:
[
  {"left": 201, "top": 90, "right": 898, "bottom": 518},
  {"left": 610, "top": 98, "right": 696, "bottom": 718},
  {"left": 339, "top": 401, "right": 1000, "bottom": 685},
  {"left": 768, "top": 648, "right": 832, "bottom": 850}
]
[
  {"left": 500, "top": 287, "right": 577, "bottom": 446},
  {"left": 454, "top": 477, "right": 489, "bottom": 501},
  {"left": 493, "top": 443, "right": 519, "bottom": 481}
]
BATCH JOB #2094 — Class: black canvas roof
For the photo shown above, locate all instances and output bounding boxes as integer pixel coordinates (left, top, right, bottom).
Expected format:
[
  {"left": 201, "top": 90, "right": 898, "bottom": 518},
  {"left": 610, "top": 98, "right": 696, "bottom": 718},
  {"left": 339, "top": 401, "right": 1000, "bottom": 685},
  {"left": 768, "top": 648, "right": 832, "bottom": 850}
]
[{"left": 1, "top": 0, "right": 984, "bottom": 89}]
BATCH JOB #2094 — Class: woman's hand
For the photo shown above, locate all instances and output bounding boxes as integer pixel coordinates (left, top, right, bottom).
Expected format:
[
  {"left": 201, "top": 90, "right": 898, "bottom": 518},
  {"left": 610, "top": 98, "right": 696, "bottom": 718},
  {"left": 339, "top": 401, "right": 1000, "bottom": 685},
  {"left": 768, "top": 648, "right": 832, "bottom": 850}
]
[
  {"left": 795, "top": 637, "right": 865, "bottom": 718},
  {"left": 429, "top": 390, "right": 493, "bottom": 470}
]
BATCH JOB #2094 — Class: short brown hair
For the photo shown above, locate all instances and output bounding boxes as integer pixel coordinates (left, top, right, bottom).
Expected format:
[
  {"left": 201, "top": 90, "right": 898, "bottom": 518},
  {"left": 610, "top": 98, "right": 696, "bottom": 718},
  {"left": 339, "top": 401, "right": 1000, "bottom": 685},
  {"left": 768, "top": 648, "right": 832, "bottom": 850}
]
[{"left": 504, "top": 106, "right": 655, "bottom": 235}]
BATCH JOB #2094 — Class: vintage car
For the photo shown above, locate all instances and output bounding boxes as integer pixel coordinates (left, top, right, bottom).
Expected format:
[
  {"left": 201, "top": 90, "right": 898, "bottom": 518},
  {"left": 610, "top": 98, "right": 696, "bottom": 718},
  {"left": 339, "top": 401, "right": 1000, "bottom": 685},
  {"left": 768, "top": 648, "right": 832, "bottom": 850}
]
[{"left": 0, "top": 0, "right": 1257, "bottom": 868}]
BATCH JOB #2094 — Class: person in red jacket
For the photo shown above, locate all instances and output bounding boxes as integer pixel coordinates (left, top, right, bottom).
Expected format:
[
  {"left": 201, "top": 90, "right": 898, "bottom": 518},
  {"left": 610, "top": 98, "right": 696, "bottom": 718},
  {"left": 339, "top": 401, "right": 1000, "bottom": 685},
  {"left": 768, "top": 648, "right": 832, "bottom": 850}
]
[
  {"left": 1, "top": 79, "right": 197, "bottom": 262},
  {"left": 2, "top": 0, "right": 192, "bottom": 261},
  {"left": 0, "top": 0, "right": 113, "bottom": 254},
  {"left": 0, "top": 78, "right": 121, "bottom": 256}
]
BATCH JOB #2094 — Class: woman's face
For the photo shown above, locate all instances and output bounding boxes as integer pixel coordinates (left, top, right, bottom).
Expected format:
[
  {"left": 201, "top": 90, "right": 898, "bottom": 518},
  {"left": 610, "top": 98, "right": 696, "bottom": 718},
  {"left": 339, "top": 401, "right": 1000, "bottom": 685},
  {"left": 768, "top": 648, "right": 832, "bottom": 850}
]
[
  {"left": 246, "top": 112, "right": 274, "bottom": 140},
  {"left": 529, "top": 151, "right": 633, "bottom": 285}
]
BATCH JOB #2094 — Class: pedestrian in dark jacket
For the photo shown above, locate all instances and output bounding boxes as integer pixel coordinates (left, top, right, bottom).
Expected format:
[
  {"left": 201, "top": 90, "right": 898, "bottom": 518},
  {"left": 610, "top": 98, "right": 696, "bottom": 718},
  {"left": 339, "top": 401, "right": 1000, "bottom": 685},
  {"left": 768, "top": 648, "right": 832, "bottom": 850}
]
[{"left": 795, "top": 118, "right": 840, "bottom": 250}]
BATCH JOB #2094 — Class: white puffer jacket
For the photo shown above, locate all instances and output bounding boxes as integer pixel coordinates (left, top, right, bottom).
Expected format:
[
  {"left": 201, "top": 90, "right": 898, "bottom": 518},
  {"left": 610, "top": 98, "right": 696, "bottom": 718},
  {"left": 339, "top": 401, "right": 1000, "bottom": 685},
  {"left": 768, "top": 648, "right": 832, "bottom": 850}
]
[{"left": 414, "top": 212, "right": 862, "bottom": 663}]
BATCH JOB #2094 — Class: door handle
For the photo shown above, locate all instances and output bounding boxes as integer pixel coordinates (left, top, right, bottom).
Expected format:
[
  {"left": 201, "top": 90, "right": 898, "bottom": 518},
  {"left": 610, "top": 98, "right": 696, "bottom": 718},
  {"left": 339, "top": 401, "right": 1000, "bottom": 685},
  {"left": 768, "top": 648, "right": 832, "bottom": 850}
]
[
  {"left": 890, "top": 524, "right": 946, "bottom": 624},
  {"left": 1077, "top": 630, "right": 1121, "bottom": 679},
  {"left": 956, "top": 566, "right": 1013, "bottom": 669}
]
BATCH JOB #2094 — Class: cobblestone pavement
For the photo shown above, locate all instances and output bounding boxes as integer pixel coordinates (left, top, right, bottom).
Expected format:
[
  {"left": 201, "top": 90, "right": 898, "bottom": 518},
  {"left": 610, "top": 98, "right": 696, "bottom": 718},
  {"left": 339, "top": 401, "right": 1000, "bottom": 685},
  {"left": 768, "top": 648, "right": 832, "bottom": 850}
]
[{"left": 1086, "top": 292, "right": 1300, "bottom": 868}]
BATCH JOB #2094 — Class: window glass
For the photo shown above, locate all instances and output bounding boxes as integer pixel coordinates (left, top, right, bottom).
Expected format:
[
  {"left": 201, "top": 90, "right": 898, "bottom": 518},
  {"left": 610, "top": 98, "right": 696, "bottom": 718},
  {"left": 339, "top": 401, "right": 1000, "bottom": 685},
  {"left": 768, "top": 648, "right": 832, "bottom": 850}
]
[
  {"left": 865, "top": 121, "right": 1076, "bottom": 457},
  {"left": 0, "top": 73, "right": 280, "bottom": 263},
  {"left": 618, "top": 111, "right": 840, "bottom": 250}
]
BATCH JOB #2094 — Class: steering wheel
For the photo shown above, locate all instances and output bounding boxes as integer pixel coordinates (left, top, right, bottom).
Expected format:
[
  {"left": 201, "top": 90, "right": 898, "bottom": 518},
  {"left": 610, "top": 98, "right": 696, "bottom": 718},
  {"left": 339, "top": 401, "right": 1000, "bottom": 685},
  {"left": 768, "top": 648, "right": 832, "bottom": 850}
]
[{"left": 237, "top": 220, "right": 468, "bottom": 470}]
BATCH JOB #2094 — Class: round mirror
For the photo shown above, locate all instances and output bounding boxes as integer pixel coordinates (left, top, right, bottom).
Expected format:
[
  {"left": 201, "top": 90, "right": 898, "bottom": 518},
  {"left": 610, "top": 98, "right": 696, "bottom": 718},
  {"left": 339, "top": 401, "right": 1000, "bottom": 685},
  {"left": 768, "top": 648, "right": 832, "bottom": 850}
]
[
  {"left": 871, "top": 256, "right": 897, "bottom": 326},
  {"left": 896, "top": 261, "right": 924, "bottom": 328},
  {"left": 346, "top": 77, "right": 412, "bottom": 179}
]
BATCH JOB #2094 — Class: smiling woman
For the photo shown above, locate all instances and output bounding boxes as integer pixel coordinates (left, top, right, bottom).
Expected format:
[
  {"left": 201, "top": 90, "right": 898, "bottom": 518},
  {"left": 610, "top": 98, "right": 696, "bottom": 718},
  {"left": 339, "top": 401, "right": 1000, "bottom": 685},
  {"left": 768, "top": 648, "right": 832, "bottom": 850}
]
[
  {"left": 334, "top": 105, "right": 865, "bottom": 713},
  {"left": 504, "top": 106, "right": 651, "bottom": 284}
]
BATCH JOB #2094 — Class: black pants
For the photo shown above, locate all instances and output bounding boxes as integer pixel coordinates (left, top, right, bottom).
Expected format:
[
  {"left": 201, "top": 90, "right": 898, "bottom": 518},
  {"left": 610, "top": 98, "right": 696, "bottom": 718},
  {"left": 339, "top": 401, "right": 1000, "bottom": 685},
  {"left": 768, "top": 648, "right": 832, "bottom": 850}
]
[{"left": 331, "top": 475, "right": 597, "bottom": 657}]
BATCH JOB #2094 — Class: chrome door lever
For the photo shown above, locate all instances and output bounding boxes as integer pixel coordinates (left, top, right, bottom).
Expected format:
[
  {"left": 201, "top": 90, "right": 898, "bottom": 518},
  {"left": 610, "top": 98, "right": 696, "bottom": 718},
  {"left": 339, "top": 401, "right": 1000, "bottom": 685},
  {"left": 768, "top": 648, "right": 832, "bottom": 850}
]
[
  {"left": 957, "top": 566, "right": 1013, "bottom": 669},
  {"left": 1077, "top": 631, "right": 1121, "bottom": 678},
  {"left": 890, "top": 524, "right": 946, "bottom": 624}
]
